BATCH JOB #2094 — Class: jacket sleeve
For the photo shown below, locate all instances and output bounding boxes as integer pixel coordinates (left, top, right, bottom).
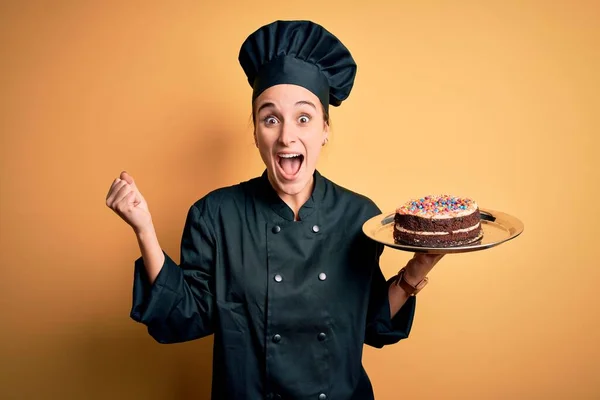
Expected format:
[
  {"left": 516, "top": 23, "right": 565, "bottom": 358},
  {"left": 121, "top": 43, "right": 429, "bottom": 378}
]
[
  {"left": 364, "top": 242, "right": 417, "bottom": 348},
  {"left": 129, "top": 200, "right": 216, "bottom": 344}
]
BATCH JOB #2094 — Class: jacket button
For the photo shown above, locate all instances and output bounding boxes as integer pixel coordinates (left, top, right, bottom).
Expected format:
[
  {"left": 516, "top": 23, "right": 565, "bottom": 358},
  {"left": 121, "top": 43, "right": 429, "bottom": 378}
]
[
  {"left": 312, "top": 225, "right": 320, "bottom": 233},
  {"left": 272, "top": 334, "right": 282, "bottom": 343},
  {"left": 318, "top": 332, "right": 326, "bottom": 341},
  {"left": 274, "top": 274, "right": 283, "bottom": 283},
  {"left": 318, "top": 272, "right": 327, "bottom": 281},
  {"left": 319, "top": 394, "right": 327, "bottom": 400},
  {"left": 272, "top": 225, "right": 281, "bottom": 233}
]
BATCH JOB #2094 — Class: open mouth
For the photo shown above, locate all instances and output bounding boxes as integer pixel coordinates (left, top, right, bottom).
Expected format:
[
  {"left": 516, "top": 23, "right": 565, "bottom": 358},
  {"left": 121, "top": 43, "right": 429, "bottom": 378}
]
[{"left": 277, "top": 153, "right": 304, "bottom": 179}]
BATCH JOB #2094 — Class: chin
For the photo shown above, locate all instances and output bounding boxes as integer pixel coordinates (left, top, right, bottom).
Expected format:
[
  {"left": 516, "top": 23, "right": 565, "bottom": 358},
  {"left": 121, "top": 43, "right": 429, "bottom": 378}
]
[
  {"left": 278, "top": 179, "right": 309, "bottom": 196},
  {"left": 268, "top": 166, "right": 314, "bottom": 196}
]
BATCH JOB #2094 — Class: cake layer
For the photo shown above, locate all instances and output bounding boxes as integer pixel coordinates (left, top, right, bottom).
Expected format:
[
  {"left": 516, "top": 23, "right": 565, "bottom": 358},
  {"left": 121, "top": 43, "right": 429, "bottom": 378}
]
[
  {"left": 394, "top": 209, "right": 480, "bottom": 233},
  {"left": 394, "top": 221, "right": 481, "bottom": 236},
  {"left": 393, "top": 224, "right": 483, "bottom": 247}
]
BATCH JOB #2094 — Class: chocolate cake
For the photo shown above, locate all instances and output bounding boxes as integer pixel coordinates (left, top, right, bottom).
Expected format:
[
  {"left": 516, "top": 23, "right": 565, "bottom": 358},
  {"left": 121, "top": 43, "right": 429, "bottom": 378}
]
[{"left": 393, "top": 195, "right": 483, "bottom": 247}]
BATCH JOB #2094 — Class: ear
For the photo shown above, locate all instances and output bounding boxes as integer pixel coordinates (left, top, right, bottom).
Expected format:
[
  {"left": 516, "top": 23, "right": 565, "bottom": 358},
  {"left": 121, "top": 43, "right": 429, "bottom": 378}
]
[{"left": 323, "top": 122, "right": 330, "bottom": 144}]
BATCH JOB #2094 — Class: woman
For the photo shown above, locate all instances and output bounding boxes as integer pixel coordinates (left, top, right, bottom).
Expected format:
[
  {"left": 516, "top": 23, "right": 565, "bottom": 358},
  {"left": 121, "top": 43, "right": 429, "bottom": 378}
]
[{"left": 106, "top": 20, "right": 443, "bottom": 400}]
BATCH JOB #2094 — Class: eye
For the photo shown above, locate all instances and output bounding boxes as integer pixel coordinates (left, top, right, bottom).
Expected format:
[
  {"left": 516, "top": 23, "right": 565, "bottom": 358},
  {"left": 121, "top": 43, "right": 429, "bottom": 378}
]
[
  {"left": 298, "top": 115, "right": 310, "bottom": 124},
  {"left": 263, "top": 116, "right": 279, "bottom": 126}
]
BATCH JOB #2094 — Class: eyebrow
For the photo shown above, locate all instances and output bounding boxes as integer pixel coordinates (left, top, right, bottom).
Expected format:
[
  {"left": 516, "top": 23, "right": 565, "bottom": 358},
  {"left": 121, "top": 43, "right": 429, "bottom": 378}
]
[
  {"left": 256, "top": 102, "right": 275, "bottom": 115},
  {"left": 295, "top": 100, "right": 317, "bottom": 110},
  {"left": 256, "top": 100, "right": 317, "bottom": 114}
]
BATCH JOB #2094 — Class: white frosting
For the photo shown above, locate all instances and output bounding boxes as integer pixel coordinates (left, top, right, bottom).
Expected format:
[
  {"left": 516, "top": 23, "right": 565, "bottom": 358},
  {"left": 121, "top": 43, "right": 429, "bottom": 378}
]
[{"left": 424, "top": 208, "right": 477, "bottom": 219}]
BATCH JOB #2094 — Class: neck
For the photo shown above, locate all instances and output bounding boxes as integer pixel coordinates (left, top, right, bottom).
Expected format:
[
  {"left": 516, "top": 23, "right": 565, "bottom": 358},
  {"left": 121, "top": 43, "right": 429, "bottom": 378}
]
[{"left": 269, "top": 174, "right": 315, "bottom": 221}]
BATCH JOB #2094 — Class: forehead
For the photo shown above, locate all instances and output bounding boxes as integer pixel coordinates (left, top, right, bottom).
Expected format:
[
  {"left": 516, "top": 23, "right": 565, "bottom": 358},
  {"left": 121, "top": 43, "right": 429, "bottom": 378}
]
[{"left": 254, "top": 84, "right": 322, "bottom": 110}]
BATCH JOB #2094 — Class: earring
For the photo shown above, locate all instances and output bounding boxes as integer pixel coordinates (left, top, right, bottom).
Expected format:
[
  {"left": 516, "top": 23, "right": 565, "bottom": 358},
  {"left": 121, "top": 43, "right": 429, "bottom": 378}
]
[{"left": 322, "top": 138, "right": 328, "bottom": 146}]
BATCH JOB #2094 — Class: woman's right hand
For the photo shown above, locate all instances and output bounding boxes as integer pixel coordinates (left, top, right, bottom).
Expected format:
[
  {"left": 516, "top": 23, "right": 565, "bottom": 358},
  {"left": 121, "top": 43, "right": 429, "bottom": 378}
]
[{"left": 106, "top": 171, "right": 153, "bottom": 234}]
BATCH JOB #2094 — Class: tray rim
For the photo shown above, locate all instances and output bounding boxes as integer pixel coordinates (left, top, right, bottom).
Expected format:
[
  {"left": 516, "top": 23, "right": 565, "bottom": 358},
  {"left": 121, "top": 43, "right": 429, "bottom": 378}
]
[{"left": 362, "top": 207, "right": 524, "bottom": 254}]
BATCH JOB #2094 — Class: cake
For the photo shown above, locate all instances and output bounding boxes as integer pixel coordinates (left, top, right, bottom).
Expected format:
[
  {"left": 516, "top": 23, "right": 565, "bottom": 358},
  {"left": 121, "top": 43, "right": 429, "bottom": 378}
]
[{"left": 393, "top": 195, "right": 483, "bottom": 247}]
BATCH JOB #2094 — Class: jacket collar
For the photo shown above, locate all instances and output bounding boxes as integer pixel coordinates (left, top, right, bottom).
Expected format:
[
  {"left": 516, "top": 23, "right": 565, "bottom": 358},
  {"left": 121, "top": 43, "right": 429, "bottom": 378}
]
[{"left": 258, "top": 169, "right": 325, "bottom": 221}]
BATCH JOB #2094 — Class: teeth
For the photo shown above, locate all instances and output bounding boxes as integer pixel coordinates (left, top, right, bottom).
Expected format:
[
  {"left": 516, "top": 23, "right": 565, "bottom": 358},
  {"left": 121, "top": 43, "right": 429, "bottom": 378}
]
[{"left": 279, "top": 153, "right": 301, "bottom": 158}]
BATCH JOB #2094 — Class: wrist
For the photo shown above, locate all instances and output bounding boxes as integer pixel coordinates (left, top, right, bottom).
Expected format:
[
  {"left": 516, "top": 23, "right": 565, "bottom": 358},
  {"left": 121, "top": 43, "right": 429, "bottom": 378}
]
[
  {"left": 402, "top": 268, "right": 427, "bottom": 287},
  {"left": 394, "top": 267, "right": 429, "bottom": 296},
  {"left": 134, "top": 222, "right": 156, "bottom": 239}
]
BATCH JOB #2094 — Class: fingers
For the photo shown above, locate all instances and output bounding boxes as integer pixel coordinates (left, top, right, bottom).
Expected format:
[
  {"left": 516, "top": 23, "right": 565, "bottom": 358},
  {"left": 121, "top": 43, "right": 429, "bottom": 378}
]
[
  {"left": 429, "top": 253, "right": 445, "bottom": 264},
  {"left": 414, "top": 252, "right": 444, "bottom": 260},
  {"left": 107, "top": 171, "right": 141, "bottom": 203},
  {"left": 120, "top": 171, "right": 137, "bottom": 190},
  {"left": 421, "top": 253, "right": 443, "bottom": 260},
  {"left": 428, "top": 254, "right": 444, "bottom": 268},
  {"left": 107, "top": 172, "right": 148, "bottom": 223},
  {"left": 106, "top": 178, "right": 121, "bottom": 200},
  {"left": 112, "top": 186, "right": 139, "bottom": 216},
  {"left": 412, "top": 252, "right": 445, "bottom": 267},
  {"left": 112, "top": 182, "right": 134, "bottom": 205},
  {"left": 117, "top": 191, "right": 137, "bottom": 213},
  {"left": 106, "top": 179, "right": 128, "bottom": 206}
]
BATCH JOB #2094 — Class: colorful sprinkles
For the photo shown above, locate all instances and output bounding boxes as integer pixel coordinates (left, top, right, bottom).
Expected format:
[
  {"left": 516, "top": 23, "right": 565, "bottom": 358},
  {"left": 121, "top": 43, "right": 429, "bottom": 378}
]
[{"left": 397, "top": 195, "right": 476, "bottom": 216}]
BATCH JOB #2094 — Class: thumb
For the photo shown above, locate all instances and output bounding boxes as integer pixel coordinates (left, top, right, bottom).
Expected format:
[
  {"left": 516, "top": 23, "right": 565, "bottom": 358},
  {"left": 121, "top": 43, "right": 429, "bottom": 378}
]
[{"left": 120, "top": 171, "right": 137, "bottom": 189}]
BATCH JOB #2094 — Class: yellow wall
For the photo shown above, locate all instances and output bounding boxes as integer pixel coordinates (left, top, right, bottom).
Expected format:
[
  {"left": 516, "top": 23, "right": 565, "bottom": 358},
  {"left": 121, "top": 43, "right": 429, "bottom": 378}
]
[{"left": 1, "top": 1, "right": 598, "bottom": 399}]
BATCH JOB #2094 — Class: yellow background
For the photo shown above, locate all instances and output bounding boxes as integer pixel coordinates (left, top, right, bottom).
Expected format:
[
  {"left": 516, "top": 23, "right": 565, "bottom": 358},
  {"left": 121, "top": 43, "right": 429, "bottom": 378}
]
[{"left": 1, "top": 1, "right": 598, "bottom": 399}]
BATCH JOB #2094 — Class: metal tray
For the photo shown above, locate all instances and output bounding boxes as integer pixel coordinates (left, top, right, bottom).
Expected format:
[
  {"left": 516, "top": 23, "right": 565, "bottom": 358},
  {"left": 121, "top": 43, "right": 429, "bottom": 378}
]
[{"left": 362, "top": 208, "right": 524, "bottom": 254}]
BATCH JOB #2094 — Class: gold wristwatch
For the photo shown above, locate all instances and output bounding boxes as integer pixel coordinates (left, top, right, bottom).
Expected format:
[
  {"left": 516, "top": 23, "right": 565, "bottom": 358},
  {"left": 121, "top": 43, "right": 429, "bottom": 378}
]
[{"left": 395, "top": 268, "right": 429, "bottom": 296}]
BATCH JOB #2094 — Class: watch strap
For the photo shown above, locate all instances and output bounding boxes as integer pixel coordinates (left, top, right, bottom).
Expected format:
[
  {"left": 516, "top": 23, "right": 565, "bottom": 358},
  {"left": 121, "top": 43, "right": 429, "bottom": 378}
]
[{"left": 395, "top": 268, "right": 428, "bottom": 296}]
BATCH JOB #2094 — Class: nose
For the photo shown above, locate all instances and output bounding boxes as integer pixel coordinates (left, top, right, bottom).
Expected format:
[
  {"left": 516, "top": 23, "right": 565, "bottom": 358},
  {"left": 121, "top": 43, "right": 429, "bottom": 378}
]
[{"left": 278, "top": 120, "right": 297, "bottom": 146}]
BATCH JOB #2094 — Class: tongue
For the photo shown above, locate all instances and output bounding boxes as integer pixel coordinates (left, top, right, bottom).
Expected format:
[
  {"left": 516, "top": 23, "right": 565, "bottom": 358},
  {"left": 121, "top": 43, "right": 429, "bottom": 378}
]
[{"left": 280, "top": 157, "right": 302, "bottom": 176}]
